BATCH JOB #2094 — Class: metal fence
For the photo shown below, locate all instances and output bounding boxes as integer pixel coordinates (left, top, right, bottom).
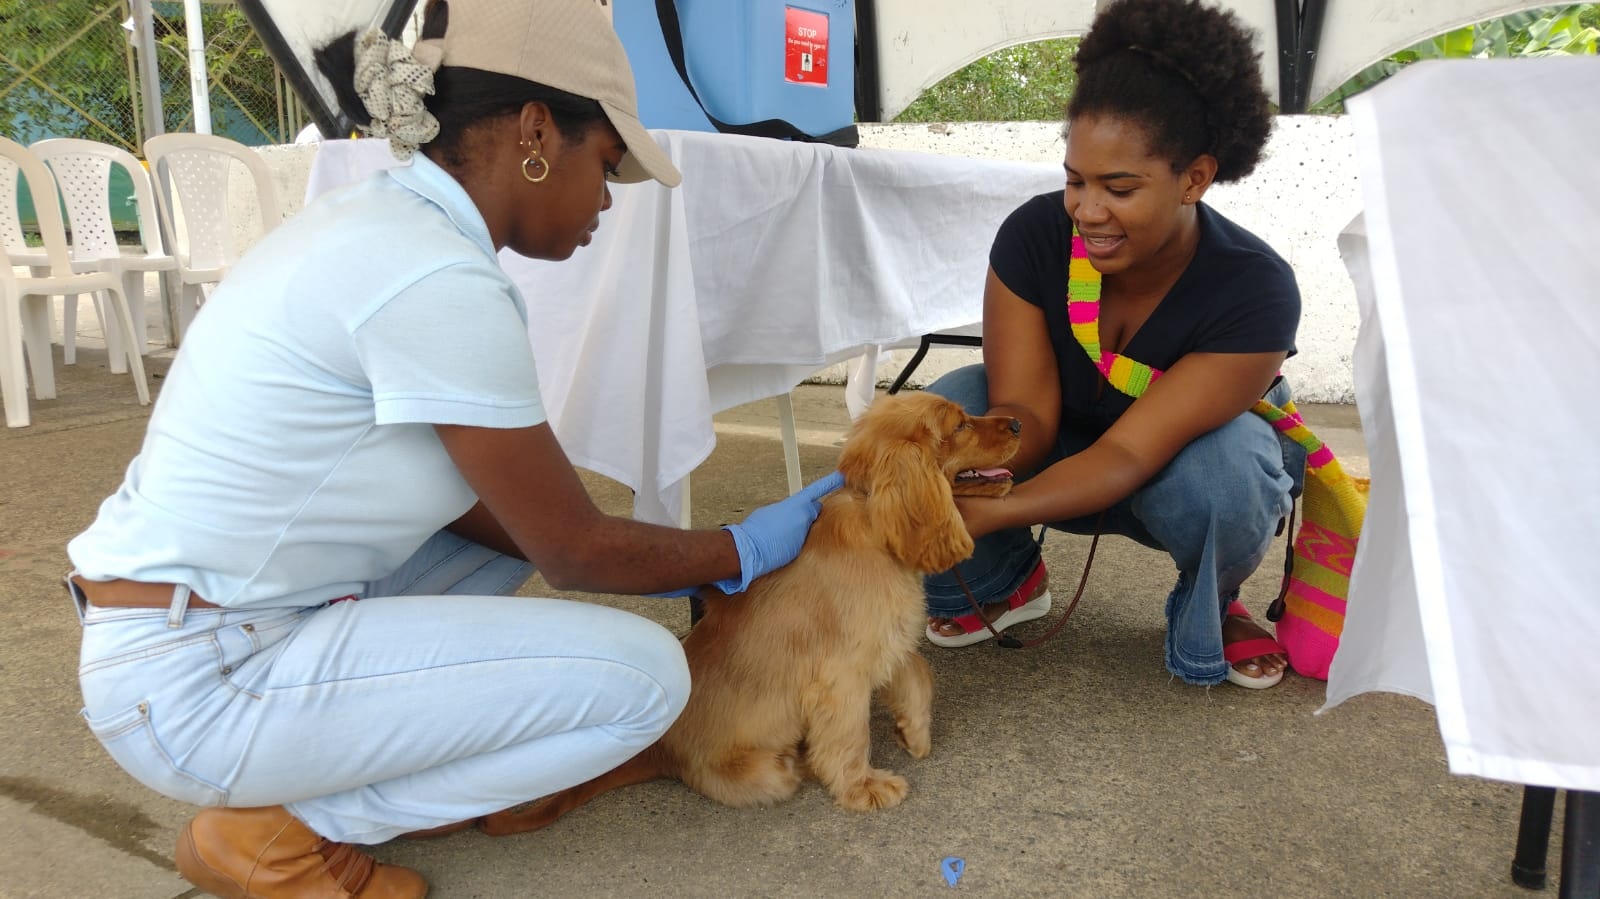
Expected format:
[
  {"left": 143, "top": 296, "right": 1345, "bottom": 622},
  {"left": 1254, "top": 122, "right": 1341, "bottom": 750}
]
[{"left": 0, "top": 0, "right": 312, "bottom": 155}]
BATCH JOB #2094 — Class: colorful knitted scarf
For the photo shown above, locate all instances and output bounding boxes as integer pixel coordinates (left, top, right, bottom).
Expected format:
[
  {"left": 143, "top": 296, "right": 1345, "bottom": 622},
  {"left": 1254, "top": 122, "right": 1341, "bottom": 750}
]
[
  {"left": 1065, "top": 227, "right": 1333, "bottom": 469},
  {"left": 1065, "top": 225, "right": 1367, "bottom": 679},
  {"left": 1066, "top": 230, "right": 1161, "bottom": 396}
]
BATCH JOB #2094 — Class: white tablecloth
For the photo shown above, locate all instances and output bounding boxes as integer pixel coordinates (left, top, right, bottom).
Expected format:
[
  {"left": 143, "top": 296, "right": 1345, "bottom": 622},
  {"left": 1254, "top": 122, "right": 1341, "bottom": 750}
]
[
  {"left": 306, "top": 130, "right": 1060, "bottom": 524},
  {"left": 1328, "top": 59, "right": 1600, "bottom": 791}
]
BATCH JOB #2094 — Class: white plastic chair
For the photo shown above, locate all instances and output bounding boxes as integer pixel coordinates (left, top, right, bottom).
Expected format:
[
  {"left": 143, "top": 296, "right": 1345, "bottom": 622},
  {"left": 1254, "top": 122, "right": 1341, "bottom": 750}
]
[
  {"left": 143, "top": 133, "right": 283, "bottom": 344},
  {"left": 0, "top": 144, "right": 50, "bottom": 273},
  {"left": 30, "top": 138, "right": 178, "bottom": 363},
  {"left": 0, "top": 137, "right": 149, "bottom": 428}
]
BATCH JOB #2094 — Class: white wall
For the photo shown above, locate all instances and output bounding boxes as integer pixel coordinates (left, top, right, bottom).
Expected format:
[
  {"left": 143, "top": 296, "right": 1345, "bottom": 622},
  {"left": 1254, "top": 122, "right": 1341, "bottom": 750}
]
[
  {"left": 838, "top": 116, "right": 1361, "bottom": 402},
  {"left": 218, "top": 143, "right": 318, "bottom": 257},
  {"left": 250, "top": 115, "right": 1361, "bottom": 403}
]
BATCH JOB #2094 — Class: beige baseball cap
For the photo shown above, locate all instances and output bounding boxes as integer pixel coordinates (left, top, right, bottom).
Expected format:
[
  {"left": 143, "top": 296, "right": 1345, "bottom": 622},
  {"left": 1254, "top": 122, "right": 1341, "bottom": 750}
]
[{"left": 428, "top": 0, "right": 681, "bottom": 187}]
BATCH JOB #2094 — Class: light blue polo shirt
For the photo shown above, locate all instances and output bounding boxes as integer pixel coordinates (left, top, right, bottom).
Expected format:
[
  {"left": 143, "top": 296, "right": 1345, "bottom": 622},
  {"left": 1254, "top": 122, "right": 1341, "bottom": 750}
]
[{"left": 68, "top": 154, "right": 546, "bottom": 608}]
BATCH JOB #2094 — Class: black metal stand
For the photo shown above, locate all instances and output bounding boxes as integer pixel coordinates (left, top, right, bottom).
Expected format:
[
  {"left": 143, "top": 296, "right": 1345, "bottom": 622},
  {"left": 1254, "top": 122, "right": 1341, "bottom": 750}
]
[
  {"left": 1516, "top": 786, "right": 1559, "bottom": 890},
  {"left": 1511, "top": 786, "right": 1600, "bottom": 896},
  {"left": 885, "top": 333, "right": 984, "bottom": 395},
  {"left": 1561, "top": 791, "right": 1600, "bottom": 897}
]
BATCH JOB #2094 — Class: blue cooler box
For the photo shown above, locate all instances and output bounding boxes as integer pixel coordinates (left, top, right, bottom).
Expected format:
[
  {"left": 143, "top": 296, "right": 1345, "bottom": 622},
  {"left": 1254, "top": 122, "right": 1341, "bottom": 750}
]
[{"left": 613, "top": 0, "right": 856, "bottom": 142}]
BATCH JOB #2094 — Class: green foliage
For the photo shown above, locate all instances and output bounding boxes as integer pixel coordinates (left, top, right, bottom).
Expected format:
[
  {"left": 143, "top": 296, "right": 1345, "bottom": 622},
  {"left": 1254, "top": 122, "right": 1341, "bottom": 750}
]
[
  {"left": 894, "top": 38, "right": 1078, "bottom": 123},
  {"left": 1310, "top": 3, "right": 1599, "bottom": 113},
  {"left": 151, "top": 1, "right": 286, "bottom": 140},
  {"left": 0, "top": 0, "right": 141, "bottom": 147},
  {"left": 894, "top": 5, "right": 1597, "bottom": 122},
  {"left": 0, "top": 0, "right": 298, "bottom": 147}
]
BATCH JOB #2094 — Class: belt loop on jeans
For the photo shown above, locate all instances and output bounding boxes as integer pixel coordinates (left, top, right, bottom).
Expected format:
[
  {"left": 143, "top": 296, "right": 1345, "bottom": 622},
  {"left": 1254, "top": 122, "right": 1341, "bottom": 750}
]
[
  {"left": 167, "top": 584, "right": 192, "bottom": 629},
  {"left": 63, "top": 573, "right": 87, "bottom": 625}
]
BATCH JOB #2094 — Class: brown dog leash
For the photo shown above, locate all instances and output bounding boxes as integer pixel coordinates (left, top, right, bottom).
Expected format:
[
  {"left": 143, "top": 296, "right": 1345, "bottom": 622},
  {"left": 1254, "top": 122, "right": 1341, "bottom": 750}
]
[{"left": 952, "top": 512, "right": 1106, "bottom": 649}]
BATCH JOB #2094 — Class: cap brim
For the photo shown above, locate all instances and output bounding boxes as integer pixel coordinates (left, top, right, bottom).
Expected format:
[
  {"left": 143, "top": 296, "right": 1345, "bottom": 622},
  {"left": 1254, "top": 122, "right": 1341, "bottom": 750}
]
[{"left": 602, "top": 102, "right": 681, "bottom": 188}]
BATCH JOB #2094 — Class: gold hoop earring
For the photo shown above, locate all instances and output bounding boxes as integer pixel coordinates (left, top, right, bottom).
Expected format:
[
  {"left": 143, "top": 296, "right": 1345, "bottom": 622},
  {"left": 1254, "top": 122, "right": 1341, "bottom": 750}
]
[{"left": 522, "top": 151, "right": 549, "bottom": 184}]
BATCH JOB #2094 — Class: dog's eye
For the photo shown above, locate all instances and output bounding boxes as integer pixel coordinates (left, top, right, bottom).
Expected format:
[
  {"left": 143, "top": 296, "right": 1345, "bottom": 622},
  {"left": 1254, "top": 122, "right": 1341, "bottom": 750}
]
[{"left": 953, "top": 422, "right": 972, "bottom": 432}]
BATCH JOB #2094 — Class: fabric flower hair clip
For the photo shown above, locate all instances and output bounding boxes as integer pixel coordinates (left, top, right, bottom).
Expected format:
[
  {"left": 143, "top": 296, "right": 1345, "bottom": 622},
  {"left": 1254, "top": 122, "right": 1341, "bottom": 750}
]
[{"left": 352, "top": 30, "right": 443, "bottom": 161}]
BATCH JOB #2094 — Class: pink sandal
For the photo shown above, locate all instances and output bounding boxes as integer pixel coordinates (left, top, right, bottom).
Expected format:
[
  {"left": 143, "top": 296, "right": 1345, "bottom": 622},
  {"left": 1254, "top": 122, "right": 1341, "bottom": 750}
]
[
  {"left": 927, "top": 561, "right": 1051, "bottom": 648},
  {"left": 1223, "top": 600, "right": 1286, "bottom": 689}
]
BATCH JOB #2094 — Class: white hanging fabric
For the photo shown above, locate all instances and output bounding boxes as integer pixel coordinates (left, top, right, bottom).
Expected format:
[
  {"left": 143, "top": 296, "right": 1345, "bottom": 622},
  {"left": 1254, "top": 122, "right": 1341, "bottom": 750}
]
[{"left": 1327, "top": 58, "right": 1600, "bottom": 792}]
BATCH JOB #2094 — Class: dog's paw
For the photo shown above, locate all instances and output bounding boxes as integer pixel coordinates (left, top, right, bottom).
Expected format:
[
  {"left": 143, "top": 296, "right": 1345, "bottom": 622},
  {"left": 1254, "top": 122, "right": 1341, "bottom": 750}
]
[
  {"left": 835, "top": 769, "right": 909, "bottom": 811},
  {"left": 894, "top": 718, "right": 931, "bottom": 759}
]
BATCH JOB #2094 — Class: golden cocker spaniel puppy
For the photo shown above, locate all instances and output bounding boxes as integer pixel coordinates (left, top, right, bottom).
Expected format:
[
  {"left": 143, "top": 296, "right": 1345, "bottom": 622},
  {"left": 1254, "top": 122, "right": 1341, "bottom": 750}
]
[{"left": 483, "top": 391, "right": 1021, "bottom": 833}]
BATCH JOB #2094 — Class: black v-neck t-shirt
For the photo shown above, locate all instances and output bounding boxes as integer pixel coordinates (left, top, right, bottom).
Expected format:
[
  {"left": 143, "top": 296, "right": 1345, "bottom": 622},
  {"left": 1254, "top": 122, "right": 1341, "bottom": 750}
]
[{"left": 989, "top": 192, "right": 1301, "bottom": 438}]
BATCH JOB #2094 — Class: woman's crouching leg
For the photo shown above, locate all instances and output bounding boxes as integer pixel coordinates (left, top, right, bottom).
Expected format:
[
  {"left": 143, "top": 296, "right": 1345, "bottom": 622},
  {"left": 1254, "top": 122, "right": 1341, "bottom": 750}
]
[
  {"left": 1131, "top": 411, "right": 1294, "bottom": 684},
  {"left": 221, "top": 596, "right": 690, "bottom": 844}
]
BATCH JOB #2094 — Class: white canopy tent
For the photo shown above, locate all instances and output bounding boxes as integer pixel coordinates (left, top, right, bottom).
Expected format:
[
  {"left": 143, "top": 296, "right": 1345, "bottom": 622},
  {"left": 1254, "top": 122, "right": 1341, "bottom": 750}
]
[
  {"left": 217, "top": 0, "right": 1561, "bottom": 135},
  {"left": 231, "top": 0, "right": 414, "bottom": 138},
  {"left": 125, "top": 0, "right": 414, "bottom": 141},
  {"left": 860, "top": 0, "right": 1568, "bottom": 119}
]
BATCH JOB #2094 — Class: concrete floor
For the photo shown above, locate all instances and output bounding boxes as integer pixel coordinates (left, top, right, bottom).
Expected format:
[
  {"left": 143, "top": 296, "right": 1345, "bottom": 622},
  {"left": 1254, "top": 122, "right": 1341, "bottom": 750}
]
[{"left": 0, "top": 320, "right": 1556, "bottom": 898}]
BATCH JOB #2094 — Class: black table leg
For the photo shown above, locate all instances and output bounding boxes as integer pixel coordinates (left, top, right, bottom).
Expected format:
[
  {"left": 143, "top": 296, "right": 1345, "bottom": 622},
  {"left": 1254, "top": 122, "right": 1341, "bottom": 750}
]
[
  {"left": 1516, "top": 785, "right": 1559, "bottom": 890},
  {"left": 1559, "top": 790, "right": 1600, "bottom": 898}
]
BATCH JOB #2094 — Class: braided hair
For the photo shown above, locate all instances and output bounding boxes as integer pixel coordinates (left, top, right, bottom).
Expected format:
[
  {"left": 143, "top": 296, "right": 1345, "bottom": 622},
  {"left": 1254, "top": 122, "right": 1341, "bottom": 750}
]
[{"left": 1068, "top": 0, "right": 1271, "bottom": 184}]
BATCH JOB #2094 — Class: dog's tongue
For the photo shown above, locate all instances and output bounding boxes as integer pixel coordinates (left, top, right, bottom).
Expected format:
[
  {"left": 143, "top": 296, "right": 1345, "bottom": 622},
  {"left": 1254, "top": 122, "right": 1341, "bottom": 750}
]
[{"left": 957, "top": 467, "right": 1013, "bottom": 482}]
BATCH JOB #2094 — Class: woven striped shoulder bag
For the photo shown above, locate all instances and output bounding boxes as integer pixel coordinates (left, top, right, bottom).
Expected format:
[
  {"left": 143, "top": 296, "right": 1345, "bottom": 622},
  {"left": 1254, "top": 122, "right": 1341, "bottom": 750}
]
[{"left": 1067, "top": 229, "right": 1368, "bottom": 679}]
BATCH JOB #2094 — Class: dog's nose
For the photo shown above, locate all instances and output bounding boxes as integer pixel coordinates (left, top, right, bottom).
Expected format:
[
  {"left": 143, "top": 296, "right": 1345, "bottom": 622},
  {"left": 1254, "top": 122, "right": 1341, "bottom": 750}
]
[{"left": 1008, "top": 418, "right": 1021, "bottom": 434}]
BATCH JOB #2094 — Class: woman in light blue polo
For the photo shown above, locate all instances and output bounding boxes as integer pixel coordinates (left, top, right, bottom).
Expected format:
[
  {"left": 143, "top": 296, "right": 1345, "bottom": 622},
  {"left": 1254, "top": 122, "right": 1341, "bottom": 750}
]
[{"left": 64, "top": 2, "right": 839, "bottom": 896}]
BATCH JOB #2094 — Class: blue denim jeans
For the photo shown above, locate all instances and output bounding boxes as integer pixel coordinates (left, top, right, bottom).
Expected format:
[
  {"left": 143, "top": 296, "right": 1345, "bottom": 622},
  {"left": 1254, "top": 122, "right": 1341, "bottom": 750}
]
[
  {"left": 71, "top": 530, "right": 690, "bottom": 844},
  {"left": 922, "top": 365, "right": 1304, "bottom": 685}
]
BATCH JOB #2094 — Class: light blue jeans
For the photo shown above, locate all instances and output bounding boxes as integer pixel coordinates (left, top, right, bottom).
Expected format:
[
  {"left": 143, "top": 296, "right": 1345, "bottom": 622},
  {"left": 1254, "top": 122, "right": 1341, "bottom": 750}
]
[
  {"left": 71, "top": 531, "right": 690, "bottom": 844},
  {"left": 923, "top": 365, "right": 1304, "bottom": 685}
]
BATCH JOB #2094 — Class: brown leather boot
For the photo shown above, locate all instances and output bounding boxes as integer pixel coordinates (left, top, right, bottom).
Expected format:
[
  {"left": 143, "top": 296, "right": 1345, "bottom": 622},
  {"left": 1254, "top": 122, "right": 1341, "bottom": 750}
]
[
  {"left": 175, "top": 806, "right": 428, "bottom": 898},
  {"left": 396, "top": 818, "right": 478, "bottom": 840}
]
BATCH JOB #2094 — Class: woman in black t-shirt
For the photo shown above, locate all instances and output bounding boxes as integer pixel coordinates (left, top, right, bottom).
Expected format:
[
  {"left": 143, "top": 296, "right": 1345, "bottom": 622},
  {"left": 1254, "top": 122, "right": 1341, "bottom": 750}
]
[{"left": 926, "top": 0, "right": 1305, "bottom": 689}]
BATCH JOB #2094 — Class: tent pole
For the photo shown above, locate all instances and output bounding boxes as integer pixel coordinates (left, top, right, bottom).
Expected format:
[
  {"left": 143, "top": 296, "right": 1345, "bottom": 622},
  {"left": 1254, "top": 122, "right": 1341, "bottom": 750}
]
[
  {"left": 380, "top": 0, "right": 423, "bottom": 38},
  {"left": 130, "top": 0, "right": 178, "bottom": 346},
  {"left": 855, "top": 0, "right": 882, "bottom": 123},
  {"left": 1273, "top": 0, "right": 1301, "bottom": 113},
  {"left": 1274, "top": 0, "right": 1331, "bottom": 113},
  {"left": 1296, "top": 0, "right": 1329, "bottom": 111},
  {"left": 183, "top": 0, "right": 212, "bottom": 133},
  {"left": 233, "top": 0, "right": 350, "bottom": 139},
  {"left": 130, "top": 0, "right": 165, "bottom": 145}
]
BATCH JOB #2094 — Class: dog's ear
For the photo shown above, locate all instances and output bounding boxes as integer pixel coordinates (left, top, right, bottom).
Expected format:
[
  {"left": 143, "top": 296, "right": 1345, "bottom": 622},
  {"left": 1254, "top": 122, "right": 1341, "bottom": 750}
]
[{"left": 861, "top": 438, "right": 975, "bottom": 574}]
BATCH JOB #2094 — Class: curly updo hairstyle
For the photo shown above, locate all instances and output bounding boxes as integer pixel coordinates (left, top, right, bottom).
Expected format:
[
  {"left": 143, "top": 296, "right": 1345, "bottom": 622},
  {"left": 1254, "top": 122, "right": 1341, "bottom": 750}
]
[
  {"left": 314, "top": 0, "right": 607, "bottom": 169},
  {"left": 1067, "top": 0, "right": 1272, "bottom": 184}
]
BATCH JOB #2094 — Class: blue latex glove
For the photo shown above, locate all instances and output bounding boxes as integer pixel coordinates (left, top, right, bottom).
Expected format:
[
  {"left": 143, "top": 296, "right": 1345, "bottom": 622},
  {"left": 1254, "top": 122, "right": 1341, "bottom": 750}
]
[
  {"left": 713, "top": 471, "right": 846, "bottom": 595},
  {"left": 644, "top": 586, "right": 700, "bottom": 598}
]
